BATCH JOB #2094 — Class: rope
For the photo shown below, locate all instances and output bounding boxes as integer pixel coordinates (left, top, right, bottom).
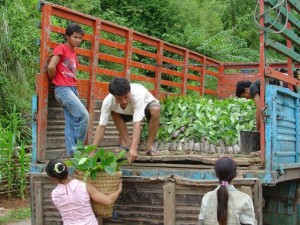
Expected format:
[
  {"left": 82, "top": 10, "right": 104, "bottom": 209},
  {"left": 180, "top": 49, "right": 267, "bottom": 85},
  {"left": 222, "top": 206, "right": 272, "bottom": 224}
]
[{"left": 253, "top": 0, "right": 289, "bottom": 34}]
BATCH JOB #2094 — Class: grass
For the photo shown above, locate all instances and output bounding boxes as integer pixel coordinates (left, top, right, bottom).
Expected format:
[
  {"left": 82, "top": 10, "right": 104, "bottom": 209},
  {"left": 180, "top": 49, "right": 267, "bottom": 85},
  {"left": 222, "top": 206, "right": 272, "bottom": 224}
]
[{"left": 0, "top": 207, "right": 30, "bottom": 224}]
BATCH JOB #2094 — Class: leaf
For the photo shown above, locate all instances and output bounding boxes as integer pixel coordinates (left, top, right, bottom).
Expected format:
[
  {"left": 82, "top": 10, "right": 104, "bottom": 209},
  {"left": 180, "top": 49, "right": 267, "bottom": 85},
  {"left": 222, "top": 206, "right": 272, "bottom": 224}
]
[
  {"left": 83, "top": 171, "right": 91, "bottom": 182},
  {"left": 83, "top": 145, "right": 97, "bottom": 154},
  {"left": 104, "top": 163, "right": 117, "bottom": 175},
  {"left": 116, "top": 149, "right": 126, "bottom": 159},
  {"left": 64, "top": 160, "right": 74, "bottom": 166},
  {"left": 78, "top": 158, "right": 88, "bottom": 165},
  {"left": 90, "top": 170, "right": 98, "bottom": 180}
]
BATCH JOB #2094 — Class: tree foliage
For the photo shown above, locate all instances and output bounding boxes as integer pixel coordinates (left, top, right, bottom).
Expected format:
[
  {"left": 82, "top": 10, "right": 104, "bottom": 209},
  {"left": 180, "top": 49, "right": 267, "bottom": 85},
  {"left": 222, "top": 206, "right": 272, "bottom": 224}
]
[
  {"left": 0, "top": 0, "right": 285, "bottom": 123},
  {"left": 0, "top": 0, "right": 39, "bottom": 123}
]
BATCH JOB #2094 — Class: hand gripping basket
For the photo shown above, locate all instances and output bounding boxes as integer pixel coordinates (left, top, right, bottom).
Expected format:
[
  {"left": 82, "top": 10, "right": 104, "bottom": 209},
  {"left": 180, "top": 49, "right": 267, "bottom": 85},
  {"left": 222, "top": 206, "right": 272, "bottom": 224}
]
[{"left": 75, "top": 170, "right": 122, "bottom": 218}]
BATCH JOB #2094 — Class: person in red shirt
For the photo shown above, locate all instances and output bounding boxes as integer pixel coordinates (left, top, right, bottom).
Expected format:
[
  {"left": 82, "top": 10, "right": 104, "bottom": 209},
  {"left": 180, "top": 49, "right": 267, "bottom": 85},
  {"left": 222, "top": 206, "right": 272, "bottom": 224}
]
[{"left": 48, "top": 23, "right": 89, "bottom": 157}]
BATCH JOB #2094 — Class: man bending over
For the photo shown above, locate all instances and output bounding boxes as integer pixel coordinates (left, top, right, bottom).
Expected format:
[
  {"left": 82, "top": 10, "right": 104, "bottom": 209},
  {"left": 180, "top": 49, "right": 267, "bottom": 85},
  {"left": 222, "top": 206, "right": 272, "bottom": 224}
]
[{"left": 93, "top": 77, "right": 161, "bottom": 163}]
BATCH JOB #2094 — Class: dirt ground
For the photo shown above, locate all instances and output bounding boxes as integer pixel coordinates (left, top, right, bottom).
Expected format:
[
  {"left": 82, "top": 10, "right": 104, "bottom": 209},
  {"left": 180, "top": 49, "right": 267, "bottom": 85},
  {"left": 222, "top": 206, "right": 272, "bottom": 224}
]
[{"left": 0, "top": 196, "right": 30, "bottom": 217}]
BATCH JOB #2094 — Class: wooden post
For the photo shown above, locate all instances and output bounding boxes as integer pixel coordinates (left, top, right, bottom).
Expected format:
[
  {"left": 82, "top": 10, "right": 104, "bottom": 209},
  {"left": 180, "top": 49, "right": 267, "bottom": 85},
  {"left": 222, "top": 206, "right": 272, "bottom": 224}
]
[
  {"left": 181, "top": 50, "right": 189, "bottom": 96},
  {"left": 163, "top": 181, "right": 176, "bottom": 225},
  {"left": 155, "top": 41, "right": 164, "bottom": 99},
  {"left": 86, "top": 19, "right": 101, "bottom": 144},
  {"left": 33, "top": 181, "right": 43, "bottom": 225}
]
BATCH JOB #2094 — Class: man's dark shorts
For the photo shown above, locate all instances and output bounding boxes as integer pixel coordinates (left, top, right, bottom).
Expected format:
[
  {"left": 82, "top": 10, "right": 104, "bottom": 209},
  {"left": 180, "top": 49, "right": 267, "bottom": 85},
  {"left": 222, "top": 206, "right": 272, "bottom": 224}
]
[{"left": 120, "top": 100, "right": 161, "bottom": 122}]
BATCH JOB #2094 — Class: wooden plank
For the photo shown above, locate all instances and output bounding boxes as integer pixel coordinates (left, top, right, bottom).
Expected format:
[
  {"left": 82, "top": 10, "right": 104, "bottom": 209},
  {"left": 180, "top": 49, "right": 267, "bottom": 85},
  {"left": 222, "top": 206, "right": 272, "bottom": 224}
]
[
  {"left": 100, "top": 38, "right": 125, "bottom": 50},
  {"left": 241, "top": 186, "right": 253, "bottom": 198},
  {"left": 98, "top": 52, "right": 125, "bottom": 65},
  {"left": 51, "top": 4, "right": 95, "bottom": 26},
  {"left": 132, "top": 47, "right": 157, "bottom": 59},
  {"left": 133, "top": 32, "right": 159, "bottom": 47},
  {"left": 33, "top": 181, "right": 43, "bottom": 225},
  {"left": 164, "top": 43, "right": 185, "bottom": 56},
  {"left": 163, "top": 182, "right": 176, "bottom": 225},
  {"left": 101, "top": 22, "right": 127, "bottom": 37},
  {"left": 266, "top": 39, "right": 300, "bottom": 63},
  {"left": 186, "top": 84, "right": 201, "bottom": 92},
  {"left": 135, "top": 154, "right": 261, "bottom": 166},
  {"left": 131, "top": 60, "right": 156, "bottom": 71}
]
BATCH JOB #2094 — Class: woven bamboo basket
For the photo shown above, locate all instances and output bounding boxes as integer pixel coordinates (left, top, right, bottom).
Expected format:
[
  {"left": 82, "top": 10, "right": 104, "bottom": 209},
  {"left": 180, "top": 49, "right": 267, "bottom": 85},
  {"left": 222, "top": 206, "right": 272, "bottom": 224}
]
[{"left": 74, "top": 170, "right": 122, "bottom": 218}]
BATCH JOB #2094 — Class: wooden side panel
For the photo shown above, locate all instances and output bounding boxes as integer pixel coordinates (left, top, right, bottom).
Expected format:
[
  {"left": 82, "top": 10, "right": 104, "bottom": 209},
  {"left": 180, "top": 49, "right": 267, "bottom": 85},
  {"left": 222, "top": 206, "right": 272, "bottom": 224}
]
[
  {"left": 30, "top": 174, "right": 262, "bottom": 225},
  {"left": 104, "top": 179, "right": 164, "bottom": 224},
  {"left": 44, "top": 96, "right": 134, "bottom": 160},
  {"left": 30, "top": 173, "right": 62, "bottom": 225}
]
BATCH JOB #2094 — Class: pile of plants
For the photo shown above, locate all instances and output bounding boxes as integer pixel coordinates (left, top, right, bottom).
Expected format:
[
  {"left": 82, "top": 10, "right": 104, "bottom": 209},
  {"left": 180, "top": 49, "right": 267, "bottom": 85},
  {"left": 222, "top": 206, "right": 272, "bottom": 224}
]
[{"left": 142, "top": 96, "right": 255, "bottom": 153}]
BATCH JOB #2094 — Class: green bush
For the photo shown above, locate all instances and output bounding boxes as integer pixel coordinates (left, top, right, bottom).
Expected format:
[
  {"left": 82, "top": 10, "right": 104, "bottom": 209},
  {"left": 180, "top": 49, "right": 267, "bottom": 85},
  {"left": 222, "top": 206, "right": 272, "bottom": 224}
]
[{"left": 0, "top": 107, "right": 31, "bottom": 199}]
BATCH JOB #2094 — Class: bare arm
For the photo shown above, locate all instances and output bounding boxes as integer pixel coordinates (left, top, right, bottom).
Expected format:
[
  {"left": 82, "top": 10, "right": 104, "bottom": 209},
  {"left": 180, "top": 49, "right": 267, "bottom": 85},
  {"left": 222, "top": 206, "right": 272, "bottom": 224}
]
[
  {"left": 86, "top": 181, "right": 122, "bottom": 206},
  {"left": 128, "top": 121, "right": 142, "bottom": 163},
  {"left": 93, "top": 125, "right": 107, "bottom": 147},
  {"left": 47, "top": 55, "right": 60, "bottom": 81},
  {"left": 253, "top": 93, "right": 260, "bottom": 131}
]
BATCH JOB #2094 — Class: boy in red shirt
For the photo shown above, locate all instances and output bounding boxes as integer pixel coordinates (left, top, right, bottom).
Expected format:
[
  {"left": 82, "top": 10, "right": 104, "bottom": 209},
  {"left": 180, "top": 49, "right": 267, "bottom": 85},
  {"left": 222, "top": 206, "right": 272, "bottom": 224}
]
[{"left": 48, "top": 23, "right": 89, "bottom": 156}]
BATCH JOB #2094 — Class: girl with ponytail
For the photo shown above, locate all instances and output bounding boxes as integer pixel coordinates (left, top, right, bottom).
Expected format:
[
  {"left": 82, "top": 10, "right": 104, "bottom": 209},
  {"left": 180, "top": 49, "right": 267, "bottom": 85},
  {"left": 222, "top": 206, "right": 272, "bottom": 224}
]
[
  {"left": 199, "top": 157, "right": 257, "bottom": 225},
  {"left": 46, "top": 159, "right": 122, "bottom": 225}
]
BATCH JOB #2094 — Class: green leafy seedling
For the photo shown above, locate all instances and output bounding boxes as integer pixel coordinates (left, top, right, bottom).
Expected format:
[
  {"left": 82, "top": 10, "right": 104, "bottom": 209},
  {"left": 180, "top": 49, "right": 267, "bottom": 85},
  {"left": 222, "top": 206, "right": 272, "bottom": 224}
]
[{"left": 66, "top": 144, "right": 128, "bottom": 180}]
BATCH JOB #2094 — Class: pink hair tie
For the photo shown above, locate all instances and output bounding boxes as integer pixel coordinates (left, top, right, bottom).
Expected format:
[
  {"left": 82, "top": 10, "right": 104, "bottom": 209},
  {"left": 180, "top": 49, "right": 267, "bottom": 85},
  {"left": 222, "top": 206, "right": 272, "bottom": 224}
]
[{"left": 221, "top": 181, "right": 228, "bottom": 186}]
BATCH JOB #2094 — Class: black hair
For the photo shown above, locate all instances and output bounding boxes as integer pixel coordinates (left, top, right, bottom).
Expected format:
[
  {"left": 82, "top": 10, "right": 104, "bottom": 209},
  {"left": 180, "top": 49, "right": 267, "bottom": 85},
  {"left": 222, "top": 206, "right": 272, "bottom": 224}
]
[
  {"left": 214, "top": 157, "right": 237, "bottom": 225},
  {"left": 295, "top": 68, "right": 300, "bottom": 78},
  {"left": 109, "top": 77, "right": 131, "bottom": 96},
  {"left": 235, "top": 80, "right": 252, "bottom": 97},
  {"left": 65, "top": 23, "right": 85, "bottom": 40},
  {"left": 278, "top": 68, "right": 288, "bottom": 73},
  {"left": 45, "top": 159, "right": 68, "bottom": 180}
]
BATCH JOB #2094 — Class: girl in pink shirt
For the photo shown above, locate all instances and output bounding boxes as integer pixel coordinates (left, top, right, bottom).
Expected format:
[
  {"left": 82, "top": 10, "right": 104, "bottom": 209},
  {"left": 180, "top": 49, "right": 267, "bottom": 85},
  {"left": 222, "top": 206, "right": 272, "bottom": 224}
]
[{"left": 46, "top": 159, "right": 122, "bottom": 225}]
